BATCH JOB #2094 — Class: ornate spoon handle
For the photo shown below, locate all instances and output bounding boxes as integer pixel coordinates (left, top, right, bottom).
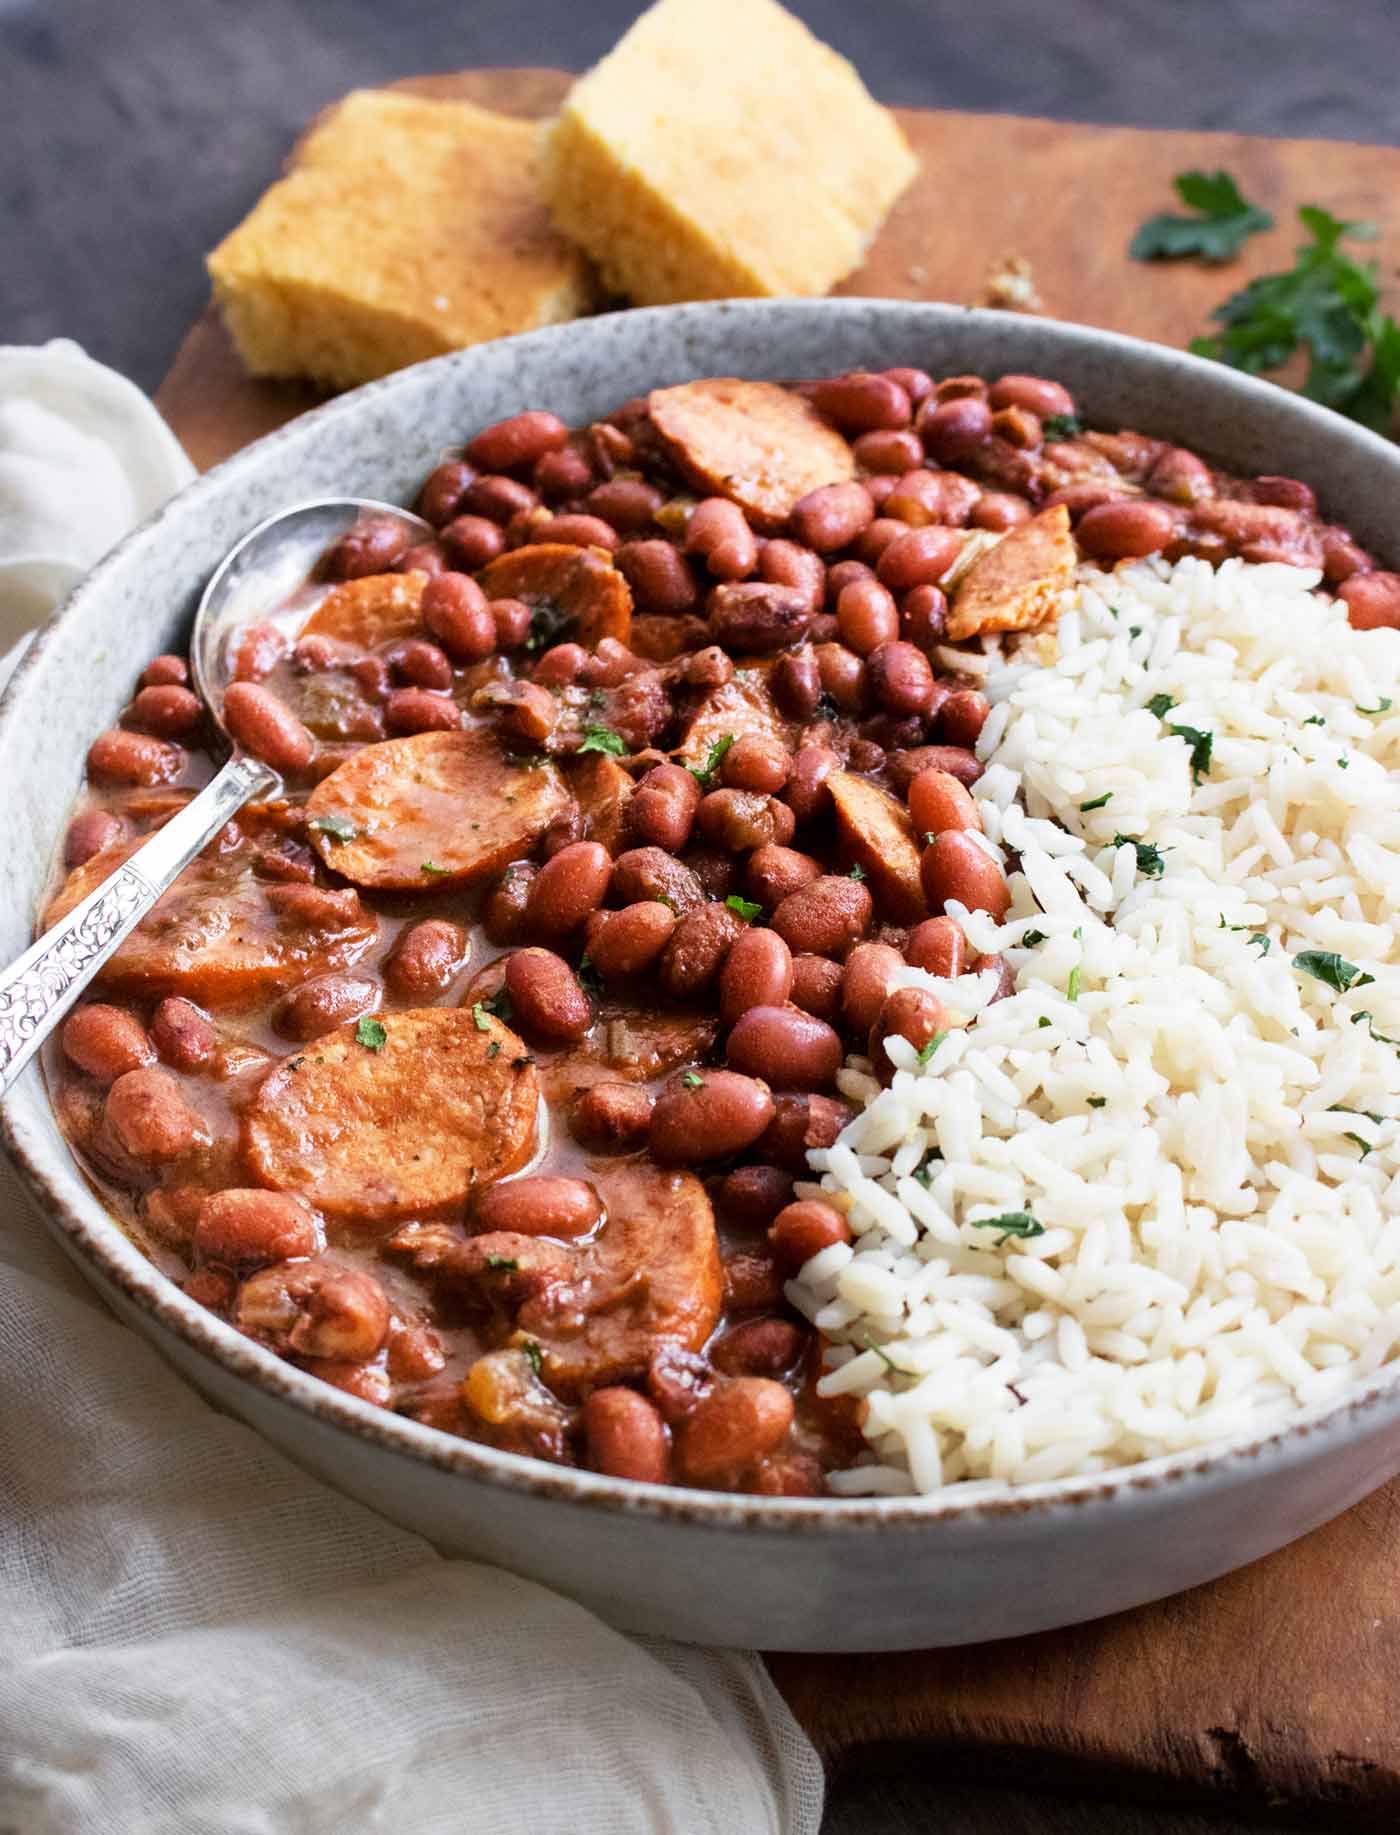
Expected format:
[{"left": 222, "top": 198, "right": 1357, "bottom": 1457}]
[{"left": 0, "top": 753, "right": 278, "bottom": 1096}]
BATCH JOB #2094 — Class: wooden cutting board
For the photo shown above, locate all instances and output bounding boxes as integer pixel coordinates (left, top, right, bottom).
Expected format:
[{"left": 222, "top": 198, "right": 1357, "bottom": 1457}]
[{"left": 158, "top": 68, "right": 1400, "bottom": 1825}]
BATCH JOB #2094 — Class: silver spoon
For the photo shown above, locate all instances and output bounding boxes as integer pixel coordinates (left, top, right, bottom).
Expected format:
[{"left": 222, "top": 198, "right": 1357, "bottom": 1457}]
[{"left": 0, "top": 497, "right": 430, "bottom": 1095}]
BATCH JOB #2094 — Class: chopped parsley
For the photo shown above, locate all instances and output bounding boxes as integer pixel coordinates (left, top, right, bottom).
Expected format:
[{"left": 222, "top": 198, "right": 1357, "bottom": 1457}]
[
  {"left": 681, "top": 1070, "right": 705, "bottom": 1090},
  {"left": 481, "top": 986, "right": 513, "bottom": 1023},
  {"left": 1038, "top": 1015, "right": 1052, "bottom": 1028},
  {"left": 524, "top": 602, "right": 575, "bottom": 655},
  {"left": 486, "top": 1040, "right": 501, "bottom": 1060},
  {"left": 971, "top": 1211, "right": 1046, "bottom": 1248},
  {"left": 1189, "top": 204, "right": 1400, "bottom": 433},
  {"left": 1302, "top": 714, "right": 1327, "bottom": 728},
  {"left": 1249, "top": 933, "right": 1271, "bottom": 955},
  {"left": 911, "top": 1150, "right": 942, "bottom": 1189},
  {"left": 485, "top": 1254, "right": 520, "bottom": 1271},
  {"left": 1169, "top": 722, "right": 1214, "bottom": 783},
  {"left": 355, "top": 1016, "right": 387, "bottom": 1051},
  {"left": 309, "top": 814, "right": 356, "bottom": 843},
  {"left": 578, "top": 723, "right": 627, "bottom": 757},
  {"left": 1130, "top": 169, "right": 1273, "bottom": 264},
  {"left": 520, "top": 1340, "right": 543, "bottom": 1376},
  {"left": 1330, "top": 1103, "right": 1385, "bottom": 1125},
  {"left": 725, "top": 894, "right": 763, "bottom": 923},
  {"left": 1066, "top": 964, "right": 1082, "bottom": 1002},
  {"left": 848, "top": 864, "right": 867, "bottom": 881},
  {"left": 1021, "top": 929, "right": 1048, "bottom": 947},
  {"left": 1087, "top": 1096, "right": 1107, "bottom": 1109},
  {"left": 863, "top": 1332, "right": 906, "bottom": 1375},
  {"left": 420, "top": 859, "right": 449, "bottom": 877},
  {"left": 506, "top": 753, "right": 549, "bottom": 769},
  {"left": 576, "top": 956, "right": 604, "bottom": 997},
  {"left": 1344, "top": 1133, "right": 1374, "bottom": 1158},
  {"left": 1114, "top": 834, "right": 1166, "bottom": 878},
  {"left": 1359, "top": 696, "right": 1394, "bottom": 716},
  {"left": 688, "top": 734, "right": 735, "bottom": 789},
  {"left": 1353, "top": 1011, "right": 1400, "bottom": 1050},
  {"left": 1146, "top": 693, "right": 1177, "bottom": 719},
  {"left": 1294, "top": 950, "right": 1375, "bottom": 994},
  {"left": 471, "top": 1002, "right": 492, "bottom": 1031},
  {"left": 511, "top": 1055, "right": 534, "bottom": 1071},
  {"left": 1079, "top": 792, "right": 1113, "bottom": 812},
  {"left": 916, "top": 1031, "right": 948, "bottom": 1066},
  {"left": 1040, "top": 413, "right": 1082, "bottom": 440}
]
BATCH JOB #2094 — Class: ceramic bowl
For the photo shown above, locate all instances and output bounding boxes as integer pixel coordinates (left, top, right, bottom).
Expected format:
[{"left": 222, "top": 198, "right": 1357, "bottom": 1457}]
[{"left": 5, "top": 300, "right": 1400, "bottom": 1652}]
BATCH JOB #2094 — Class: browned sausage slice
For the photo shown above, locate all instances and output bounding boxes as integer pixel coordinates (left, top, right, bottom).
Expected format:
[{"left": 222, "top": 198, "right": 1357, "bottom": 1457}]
[
  {"left": 475, "top": 542, "right": 632, "bottom": 649},
  {"left": 518, "top": 1160, "right": 722, "bottom": 1398},
  {"left": 675, "top": 667, "right": 791, "bottom": 767},
  {"left": 946, "top": 504, "right": 1075, "bottom": 641},
  {"left": 43, "top": 837, "right": 379, "bottom": 1009},
  {"left": 565, "top": 752, "right": 634, "bottom": 855},
  {"left": 244, "top": 1007, "right": 539, "bottom": 1222},
  {"left": 300, "top": 571, "right": 428, "bottom": 648},
  {"left": 648, "top": 380, "right": 854, "bottom": 533},
  {"left": 305, "top": 728, "right": 569, "bottom": 890},
  {"left": 829, "top": 770, "right": 928, "bottom": 923}
]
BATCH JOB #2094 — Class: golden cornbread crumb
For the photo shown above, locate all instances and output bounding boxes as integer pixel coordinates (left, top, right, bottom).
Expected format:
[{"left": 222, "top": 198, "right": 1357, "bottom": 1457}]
[
  {"left": 539, "top": 0, "right": 918, "bottom": 304},
  {"left": 208, "top": 91, "right": 596, "bottom": 388}
]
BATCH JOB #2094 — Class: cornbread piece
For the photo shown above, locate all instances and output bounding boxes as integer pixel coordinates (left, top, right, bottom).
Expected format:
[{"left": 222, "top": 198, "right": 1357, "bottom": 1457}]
[
  {"left": 540, "top": 0, "right": 917, "bottom": 303},
  {"left": 649, "top": 380, "right": 854, "bottom": 532},
  {"left": 946, "top": 505, "right": 1076, "bottom": 641},
  {"left": 208, "top": 91, "right": 596, "bottom": 388},
  {"left": 476, "top": 543, "right": 633, "bottom": 649}
]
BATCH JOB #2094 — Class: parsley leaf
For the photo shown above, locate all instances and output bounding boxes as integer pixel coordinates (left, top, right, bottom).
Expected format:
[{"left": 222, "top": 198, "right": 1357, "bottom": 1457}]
[
  {"left": 524, "top": 603, "right": 575, "bottom": 655},
  {"left": 578, "top": 723, "right": 627, "bottom": 757},
  {"left": 355, "top": 1016, "right": 387, "bottom": 1051},
  {"left": 863, "top": 1332, "right": 906, "bottom": 1375},
  {"left": 1189, "top": 204, "right": 1400, "bottom": 433},
  {"left": 1353, "top": 1011, "right": 1400, "bottom": 1049},
  {"left": 1169, "top": 722, "right": 1214, "bottom": 783},
  {"left": 576, "top": 956, "right": 604, "bottom": 997},
  {"left": 848, "top": 864, "right": 867, "bottom": 881},
  {"left": 1302, "top": 714, "right": 1327, "bottom": 728},
  {"left": 486, "top": 1039, "right": 501, "bottom": 1059},
  {"left": 1087, "top": 1096, "right": 1107, "bottom": 1108},
  {"left": 520, "top": 1340, "right": 543, "bottom": 1376},
  {"left": 1113, "top": 834, "right": 1166, "bottom": 878},
  {"left": 310, "top": 814, "right": 356, "bottom": 843},
  {"left": 911, "top": 1150, "right": 942, "bottom": 1189},
  {"left": 725, "top": 894, "right": 763, "bottom": 923},
  {"left": 1249, "top": 933, "right": 1272, "bottom": 955},
  {"left": 485, "top": 1254, "right": 520, "bottom": 1271},
  {"left": 1146, "top": 692, "right": 1177, "bottom": 719},
  {"left": 681, "top": 1070, "right": 705, "bottom": 1090},
  {"left": 1020, "top": 929, "right": 1048, "bottom": 947},
  {"left": 420, "top": 859, "right": 449, "bottom": 876},
  {"left": 1041, "top": 413, "right": 1082, "bottom": 440},
  {"left": 1359, "top": 696, "right": 1393, "bottom": 716},
  {"left": 471, "top": 1002, "right": 492, "bottom": 1032},
  {"left": 1079, "top": 792, "right": 1113, "bottom": 812},
  {"left": 971, "top": 1211, "right": 1046, "bottom": 1248},
  {"left": 1130, "top": 169, "right": 1274, "bottom": 264},
  {"left": 481, "top": 986, "right": 513, "bottom": 1023},
  {"left": 916, "top": 1031, "right": 948, "bottom": 1066},
  {"left": 688, "top": 734, "right": 735, "bottom": 789},
  {"left": 1344, "top": 1132, "right": 1374, "bottom": 1158},
  {"left": 1294, "top": 950, "right": 1375, "bottom": 993},
  {"left": 1066, "top": 964, "right": 1082, "bottom": 1002}
]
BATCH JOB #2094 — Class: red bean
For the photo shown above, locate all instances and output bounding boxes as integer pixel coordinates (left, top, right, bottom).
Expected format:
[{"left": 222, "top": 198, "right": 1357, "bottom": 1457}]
[
  {"left": 707, "top": 581, "right": 813, "bottom": 653},
  {"left": 909, "top": 767, "right": 981, "bottom": 841},
  {"left": 421, "top": 572, "right": 495, "bottom": 661},
  {"left": 441, "top": 514, "right": 507, "bottom": 570},
  {"left": 505, "top": 947, "right": 592, "bottom": 1041},
  {"left": 588, "top": 901, "right": 677, "bottom": 981},
  {"left": 921, "top": 831, "right": 1010, "bottom": 917},
  {"left": 728, "top": 1005, "right": 842, "bottom": 1089},
  {"left": 62, "top": 1004, "right": 155, "bottom": 1084},
  {"left": 720, "top": 928, "right": 794, "bottom": 1024},
  {"left": 490, "top": 597, "right": 533, "bottom": 649},
  {"left": 483, "top": 863, "right": 537, "bottom": 944},
  {"left": 477, "top": 1175, "right": 601, "bottom": 1238},
  {"left": 886, "top": 366, "right": 934, "bottom": 405},
  {"left": 571, "top": 1082, "right": 656, "bottom": 1152},
  {"left": 584, "top": 1388, "right": 671, "bottom": 1483},
  {"left": 679, "top": 1377, "right": 794, "bottom": 1484},
  {"left": 789, "top": 481, "right": 876, "bottom": 554},
  {"left": 417, "top": 459, "right": 477, "bottom": 526},
  {"left": 144, "top": 997, "right": 214, "bottom": 1072},
  {"left": 746, "top": 844, "right": 823, "bottom": 911},
  {"left": 400, "top": 541, "right": 447, "bottom": 577},
  {"left": 853, "top": 428, "right": 924, "bottom": 474},
  {"left": 630, "top": 762, "right": 702, "bottom": 852},
  {"left": 384, "top": 638, "right": 452, "bottom": 691},
  {"left": 1147, "top": 447, "right": 1215, "bottom": 506},
  {"left": 616, "top": 539, "right": 700, "bottom": 616},
  {"left": 273, "top": 973, "right": 379, "bottom": 1041},
  {"left": 987, "top": 374, "right": 1075, "bottom": 419},
  {"left": 773, "top": 647, "right": 822, "bottom": 719},
  {"left": 757, "top": 1092, "right": 853, "bottom": 1171},
  {"left": 611, "top": 847, "right": 705, "bottom": 913},
  {"left": 221, "top": 682, "right": 314, "bottom": 773},
  {"left": 716, "top": 1164, "right": 796, "bottom": 1230},
  {"left": 141, "top": 653, "right": 189, "bottom": 689},
  {"left": 711, "top": 1318, "right": 805, "bottom": 1378},
  {"left": 462, "top": 475, "right": 537, "bottom": 525},
  {"left": 130, "top": 684, "right": 201, "bottom": 738},
  {"left": 696, "top": 788, "right": 795, "bottom": 852},
  {"left": 869, "top": 986, "right": 951, "bottom": 1080},
  {"left": 194, "top": 1189, "right": 321, "bottom": 1264},
  {"left": 685, "top": 497, "right": 758, "bottom": 580},
  {"left": 649, "top": 1069, "right": 776, "bottom": 1164},
  {"left": 1321, "top": 529, "right": 1372, "bottom": 585},
  {"left": 585, "top": 478, "right": 662, "bottom": 534},
  {"left": 937, "top": 689, "right": 990, "bottom": 751},
  {"left": 104, "top": 1067, "right": 207, "bottom": 1164},
  {"left": 523, "top": 840, "right": 611, "bottom": 939},
  {"left": 721, "top": 735, "right": 791, "bottom": 796},
  {"left": 789, "top": 953, "right": 843, "bottom": 1023},
  {"left": 900, "top": 583, "right": 949, "bottom": 649},
  {"left": 384, "top": 688, "right": 461, "bottom": 735},
  {"left": 841, "top": 941, "right": 904, "bottom": 1035},
  {"left": 771, "top": 875, "right": 872, "bottom": 956},
  {"left": 540, "top": 512, "right": 619, "bottom": 552},
  {"left": 888, "top": 744, "right": 983, "bottom": 792},
  {"left": 231, "top": 623, "right": 286, "bottom": 682},
  {"left": 809, "top": 371, "right": 912, "bottom": 434},
  {"left": 867, "top": 641, "right": 936, "bottom": 718},
  {"left": 87, "top": 728, "right": 183, "bottom": 786},
  {"left": 1077, "top": 499, "right": 1176, "bottom": 560},
  {"left": 835, "top": 577, "right": 900, "bottom": 654},
  {"left": 466, "top": 410, "right": 569, "bottom": 474},
  {"left": 906, "top": 915, "right": 969, "bottom": 977},
  {"left": 1340, "top": 572, "right": 1400, "bottom": 632},
  {"left": 971, "top": 492, "right": 1032, "bottom": 532},
  {"left": 814, "top": 642, "right": 867, "bottom": 714},
  {"left": 855, "top": 518, "right": 908, "bottom": 567},
  {"left": 659, "top": 901, "right": 745, "bottom": 997},
  {"left": 534, "top": 444, "right": 596, "bottom": 501},
  {"left": 919, "top": 396, "right": 993, "bottom": 462},
  {"left": 758, "top": 538, "right": 825, "bottom": 613},
  {"left": 381, "top": 919, "right": 466, "bottom": 998},
  {"left": 65, "top": 807, "right": 124, "bottom": 866},
  {"left": 322, "top": 515, "right": 411, "bottom": 580},
  {"left": 531, "top": 641, "right": 585, "bottom": 687},
  {"left": 1252, "top": 475, "right": 1317, "bottom": 514},
  {"left": 770, "top": 1200, "right": 852, "bottom": 1271},
  {"left": 876, "top": 527, "right": 964, "bottom": 592}
]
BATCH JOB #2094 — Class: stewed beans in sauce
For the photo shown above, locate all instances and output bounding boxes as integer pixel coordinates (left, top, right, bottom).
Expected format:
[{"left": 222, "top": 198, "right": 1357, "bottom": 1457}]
[{"left": 46, "top": 366, "right": 1399, "bottom": 1495}]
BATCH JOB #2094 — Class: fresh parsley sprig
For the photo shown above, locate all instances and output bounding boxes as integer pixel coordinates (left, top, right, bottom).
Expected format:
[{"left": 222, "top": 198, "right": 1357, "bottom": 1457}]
[{"left": 1130, "top": 170, "right": 1274, "bottom": 265}]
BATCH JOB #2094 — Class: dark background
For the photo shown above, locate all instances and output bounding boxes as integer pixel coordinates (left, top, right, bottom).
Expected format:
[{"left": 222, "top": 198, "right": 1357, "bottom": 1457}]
[{"left": 3, "top": 2, "right": 1398, "bottom": 1830}]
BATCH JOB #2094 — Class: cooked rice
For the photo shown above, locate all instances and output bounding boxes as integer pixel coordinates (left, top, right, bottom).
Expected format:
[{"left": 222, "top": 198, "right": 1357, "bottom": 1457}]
[{"left": 792, "top": 555, "right": 1400, "bottom": 1495}]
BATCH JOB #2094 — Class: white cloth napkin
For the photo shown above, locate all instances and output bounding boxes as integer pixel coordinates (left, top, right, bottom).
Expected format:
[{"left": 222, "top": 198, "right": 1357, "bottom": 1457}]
[{"left": 0, "top": 345, "right": 826, "bottom": 1835}]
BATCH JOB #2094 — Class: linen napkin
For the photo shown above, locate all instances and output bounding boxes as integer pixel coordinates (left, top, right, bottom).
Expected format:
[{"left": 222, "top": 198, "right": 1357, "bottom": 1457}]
[{"left": 0, "top": 343, "right": 825, "bottom": 1835}]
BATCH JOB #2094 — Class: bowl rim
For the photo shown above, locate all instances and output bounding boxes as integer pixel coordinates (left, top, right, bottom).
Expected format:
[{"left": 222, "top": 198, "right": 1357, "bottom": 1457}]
[{"left": 7, "top": 294, "right": 1400, "bottom": 1535}]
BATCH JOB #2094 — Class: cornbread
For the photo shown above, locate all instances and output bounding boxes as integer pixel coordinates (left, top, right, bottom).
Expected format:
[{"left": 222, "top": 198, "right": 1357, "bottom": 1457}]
[
  {"left": 208, "top": 91, "right": 596, "bottom": 388},
  {"left": 539, "top": 0, "right": 918, "bottom": 304}
]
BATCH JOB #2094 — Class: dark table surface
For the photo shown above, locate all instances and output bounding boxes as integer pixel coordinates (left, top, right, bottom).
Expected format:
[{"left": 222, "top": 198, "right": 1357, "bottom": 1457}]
[{"left": 4, "top": 2, "right": 1399, "bottom": 1829}]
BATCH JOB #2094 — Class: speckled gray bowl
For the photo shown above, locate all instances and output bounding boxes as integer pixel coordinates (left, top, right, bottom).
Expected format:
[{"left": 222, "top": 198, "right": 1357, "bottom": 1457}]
[{"left": 4, "top": 300, "right": 1400, "bottom": 1652}]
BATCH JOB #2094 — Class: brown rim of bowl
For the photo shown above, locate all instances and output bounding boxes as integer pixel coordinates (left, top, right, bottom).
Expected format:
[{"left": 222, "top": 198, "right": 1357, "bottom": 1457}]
[{"left": 6, "top": 297, "right": 1400, "bottom": 1534}]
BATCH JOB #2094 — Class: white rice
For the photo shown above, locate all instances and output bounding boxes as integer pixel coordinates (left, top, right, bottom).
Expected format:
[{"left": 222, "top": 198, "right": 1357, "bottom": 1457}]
[{"left": 793, "top": 555, "right": 1400, "bottom": 1495}]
